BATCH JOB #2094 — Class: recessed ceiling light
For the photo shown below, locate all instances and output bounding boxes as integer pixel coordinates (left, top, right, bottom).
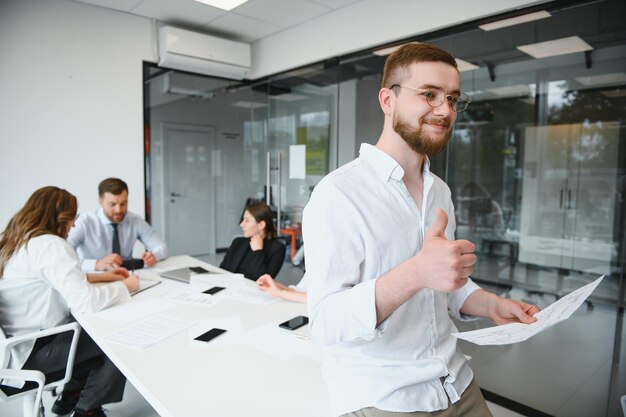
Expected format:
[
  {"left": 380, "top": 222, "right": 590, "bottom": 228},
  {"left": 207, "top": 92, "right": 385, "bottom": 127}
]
[
  {"left": 193, "top": 0, "right": 249, "bottom": 11},
  {"left": 517, "top": 36, "right": 593, "bottom": 59},
  {"left": 575, "top": 72, "right": 626, "bottom": 86},
  {"left": 270, "top": 94, "right": 308, "bottom": 102},
  {"left": 456, "top": 59, "right": 479, "bottom": 72},
  {"left": 486, "top": 84, "right": 531, "bottom": 97},
  {"left": 232, "top": 101, "right": 267, "bottom": 109},
  {"left": 601, "top": 89, "right": 626, "bottom": 98},
  {"left": 479, "top": 10, "right": 551, "bottom": 31},
  {"left": 373, "top": 42, "right": 419, "bottom": 56}
]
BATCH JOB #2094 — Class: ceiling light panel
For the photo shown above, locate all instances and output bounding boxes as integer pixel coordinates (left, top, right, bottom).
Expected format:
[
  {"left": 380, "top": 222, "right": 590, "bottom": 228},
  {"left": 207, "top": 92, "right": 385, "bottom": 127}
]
[
  {"left": 232, "top": 101, "right": 267, "bottom": 109},
  {"left": 373, "top": 42, "right": 419, "bottom": 56},
  {"left": 456, "top": 59, "right": 479, "bottom": 72},
  {"left": 517, "top": 36, "right": 593, "bottom": 59},
  {"left": 486, "top": 84, "right": 531, "bottom": 97},
  {"left": 479, "top": 10, "right": 551, "bottom": 31},
  {"left": 575, "top": 72, "right": 626, "bottom": 86},
  {"left": 193, "top": 0, "right": 249, "bottom": 11}
]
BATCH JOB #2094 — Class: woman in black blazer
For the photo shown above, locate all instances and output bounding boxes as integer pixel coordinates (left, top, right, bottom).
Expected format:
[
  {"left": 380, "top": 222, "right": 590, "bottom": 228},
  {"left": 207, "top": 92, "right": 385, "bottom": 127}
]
[{"left": 220, "top": 202, "right": 285, "bottom": 281}]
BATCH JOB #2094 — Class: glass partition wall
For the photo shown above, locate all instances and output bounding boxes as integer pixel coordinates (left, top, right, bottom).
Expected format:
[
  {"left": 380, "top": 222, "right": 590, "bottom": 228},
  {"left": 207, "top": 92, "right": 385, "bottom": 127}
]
[{"left": 145, "top": 0, "right": 625, "bottom": 415}]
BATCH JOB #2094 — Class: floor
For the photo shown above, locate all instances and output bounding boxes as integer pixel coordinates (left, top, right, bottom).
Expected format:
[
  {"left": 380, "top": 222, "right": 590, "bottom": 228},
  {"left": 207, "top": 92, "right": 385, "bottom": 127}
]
[{"left": 2, "top": 253, "right": 622, "bottom": 417}]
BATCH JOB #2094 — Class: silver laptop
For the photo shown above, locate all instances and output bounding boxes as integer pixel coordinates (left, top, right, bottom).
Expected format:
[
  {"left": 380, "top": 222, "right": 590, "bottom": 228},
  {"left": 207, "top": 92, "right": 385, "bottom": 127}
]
[{"left": 160, "top": 266, "right": 212, "bottom": 283}]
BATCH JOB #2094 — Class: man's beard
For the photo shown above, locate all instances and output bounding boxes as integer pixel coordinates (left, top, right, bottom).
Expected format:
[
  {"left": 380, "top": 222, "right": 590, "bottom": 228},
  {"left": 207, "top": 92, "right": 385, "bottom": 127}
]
[{"left": 393, "top": 110, "right": 452, "bottom": 156}]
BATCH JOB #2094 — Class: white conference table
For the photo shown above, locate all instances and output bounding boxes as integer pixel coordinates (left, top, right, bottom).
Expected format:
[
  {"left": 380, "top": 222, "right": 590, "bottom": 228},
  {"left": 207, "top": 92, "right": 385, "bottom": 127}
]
[{"left": 73, "top": 255, "right": 331, "bottom": 417}]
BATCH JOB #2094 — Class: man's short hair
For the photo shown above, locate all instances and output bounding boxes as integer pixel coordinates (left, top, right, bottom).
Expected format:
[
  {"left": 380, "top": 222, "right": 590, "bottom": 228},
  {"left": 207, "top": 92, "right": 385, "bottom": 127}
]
[
  {"left": 381, "top": 43, "right": 458, "bottom": 89},
  {"left": 98, "top": 178, "right": 128, "bottom": 197}
]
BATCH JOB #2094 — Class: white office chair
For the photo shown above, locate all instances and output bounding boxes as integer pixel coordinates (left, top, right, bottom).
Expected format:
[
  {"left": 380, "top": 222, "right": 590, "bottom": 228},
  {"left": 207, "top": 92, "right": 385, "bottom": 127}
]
[{"left": 0, "top": 322, "right": 81, "bottom": 417}]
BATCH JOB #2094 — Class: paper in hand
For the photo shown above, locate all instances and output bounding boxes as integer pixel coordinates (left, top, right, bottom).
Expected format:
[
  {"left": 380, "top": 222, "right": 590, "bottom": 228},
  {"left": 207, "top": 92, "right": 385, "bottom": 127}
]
[{"left": 452, "top": 275, "right": 604, "bottom": 346}]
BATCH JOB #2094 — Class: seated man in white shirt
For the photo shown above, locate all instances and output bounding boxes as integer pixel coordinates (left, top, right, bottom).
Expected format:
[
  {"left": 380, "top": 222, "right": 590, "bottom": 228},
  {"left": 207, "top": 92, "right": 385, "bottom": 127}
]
[
  {"left": 304, "top": 43, "right": 540, "bottom": 417},
  {"left": 68, "top": 178, "right": 168, "bottom": 271}
]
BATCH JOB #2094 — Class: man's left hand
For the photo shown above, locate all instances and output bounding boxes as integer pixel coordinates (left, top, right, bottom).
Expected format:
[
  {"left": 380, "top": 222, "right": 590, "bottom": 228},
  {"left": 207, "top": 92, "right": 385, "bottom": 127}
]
[{"left": 491, "top": 298, "right": 540, "bottom": 325}]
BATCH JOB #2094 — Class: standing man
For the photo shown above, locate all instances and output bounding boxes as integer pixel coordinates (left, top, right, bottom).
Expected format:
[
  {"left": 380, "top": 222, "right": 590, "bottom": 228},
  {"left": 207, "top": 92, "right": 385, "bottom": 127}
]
[
  {"left": 68, "top": 178, "right": 168, "bottom": 271},
  {"left": 304, "top": 43, "right": 539, "bottom": 417}
]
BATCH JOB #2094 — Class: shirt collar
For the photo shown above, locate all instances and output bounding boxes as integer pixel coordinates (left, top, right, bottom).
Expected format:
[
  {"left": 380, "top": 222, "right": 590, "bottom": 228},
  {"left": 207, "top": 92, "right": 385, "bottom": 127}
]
[{"left": 358, "top": 143, "right": 432, "bottom": 182}]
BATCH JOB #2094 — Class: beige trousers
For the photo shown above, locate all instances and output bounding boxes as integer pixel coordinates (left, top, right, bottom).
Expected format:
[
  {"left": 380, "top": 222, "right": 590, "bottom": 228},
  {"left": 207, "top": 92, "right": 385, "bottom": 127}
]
[{"left": 341, "top": 379, "right": 493, "bottom": 417}]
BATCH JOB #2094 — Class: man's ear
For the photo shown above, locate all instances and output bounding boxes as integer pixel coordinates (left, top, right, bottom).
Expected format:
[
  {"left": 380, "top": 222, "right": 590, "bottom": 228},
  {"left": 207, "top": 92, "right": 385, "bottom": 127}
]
[{"left": 379, "top": 87, "right": 394, "bottom": 116}]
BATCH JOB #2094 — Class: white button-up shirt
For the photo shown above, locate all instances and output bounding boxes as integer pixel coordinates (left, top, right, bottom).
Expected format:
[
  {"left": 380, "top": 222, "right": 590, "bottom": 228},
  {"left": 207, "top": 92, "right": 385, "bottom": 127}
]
[
  {"left": 304, "top": 144, "right": 480, "bottom": 416},
  {"left": 0, "top": 234, "right": 130, "bottom": 372},
  {"left": 67, "top": 208, "right": 168, "bottom": 271}
]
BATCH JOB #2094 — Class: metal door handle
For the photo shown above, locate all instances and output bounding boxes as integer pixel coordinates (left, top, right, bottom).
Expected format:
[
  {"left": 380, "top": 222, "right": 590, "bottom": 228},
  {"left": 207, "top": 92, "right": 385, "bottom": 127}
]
[
  {"left": 567, "top": 189, "right": 572, "bottom": 209},
  {"left": 170, "top": 192, "right": 182, "bottom": 197}
]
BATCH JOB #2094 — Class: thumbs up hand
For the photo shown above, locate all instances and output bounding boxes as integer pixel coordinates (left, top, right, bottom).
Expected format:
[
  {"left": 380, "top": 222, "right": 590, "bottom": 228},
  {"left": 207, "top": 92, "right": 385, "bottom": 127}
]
[{"left": 414, "top": 208, "right": 477, "bottom": 293}]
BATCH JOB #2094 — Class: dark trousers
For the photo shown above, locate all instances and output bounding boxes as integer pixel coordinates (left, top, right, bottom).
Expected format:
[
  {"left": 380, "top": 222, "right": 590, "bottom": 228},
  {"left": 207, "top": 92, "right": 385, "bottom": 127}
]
[{"left": 22, "top": 326, "right": 126, "bottom": 411}]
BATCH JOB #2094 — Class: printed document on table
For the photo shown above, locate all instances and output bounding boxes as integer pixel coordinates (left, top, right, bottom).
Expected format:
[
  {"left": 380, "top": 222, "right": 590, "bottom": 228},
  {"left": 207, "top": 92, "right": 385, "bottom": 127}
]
[
  {"left": 452, "top": 275, "right": 604, "bottom": 346},
  {"left": 106, "top": 315, "right": 193, "bottom": 349}
]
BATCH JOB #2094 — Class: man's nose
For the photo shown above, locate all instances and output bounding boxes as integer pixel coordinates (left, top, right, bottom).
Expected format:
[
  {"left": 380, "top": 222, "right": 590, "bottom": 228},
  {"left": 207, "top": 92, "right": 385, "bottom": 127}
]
[{"left": 432, "top": 99, "right": 453, "bottom": 117}]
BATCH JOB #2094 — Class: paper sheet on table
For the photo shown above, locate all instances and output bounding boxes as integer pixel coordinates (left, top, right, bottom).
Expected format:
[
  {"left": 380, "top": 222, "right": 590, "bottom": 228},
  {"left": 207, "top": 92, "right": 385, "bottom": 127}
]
[
  {"left": 164, "top": 288, "right": 223, "bottom": 307},
  {"left": 220, "top": 285, "right": 279, "bottom": 305},
  {"left": 95, "top": 296, "right": 173, "bottom": 323},
  {"left": 452, "top": 275, "right": 604, "bottom": 346},
  {"left": 189, "top": 273, "right": 246, "bottom": 289},
  {"left": 105, "top": 315, "right": 194, "bottom": 349},
  {"left": 240, "top": 323, "right": 322, "bottom": 362}
]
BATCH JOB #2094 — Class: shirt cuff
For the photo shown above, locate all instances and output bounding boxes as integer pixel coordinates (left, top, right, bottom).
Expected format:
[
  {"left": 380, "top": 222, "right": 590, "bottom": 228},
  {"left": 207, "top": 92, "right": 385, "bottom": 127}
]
[
  {"left": 448, "top": 278, "right": 481, "bottom": 321},
  {"left": 346, "top": 278, "right": 382, "bottom": 341},
  {"left": 82, "top": 259, "right": 97, "bottom": 272}
]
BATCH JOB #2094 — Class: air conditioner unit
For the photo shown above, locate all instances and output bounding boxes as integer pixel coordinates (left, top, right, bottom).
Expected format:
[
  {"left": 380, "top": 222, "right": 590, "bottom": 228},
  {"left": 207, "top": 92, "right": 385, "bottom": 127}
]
[{"left": 158, "top": 26, "right": 251, "bottom": 80}]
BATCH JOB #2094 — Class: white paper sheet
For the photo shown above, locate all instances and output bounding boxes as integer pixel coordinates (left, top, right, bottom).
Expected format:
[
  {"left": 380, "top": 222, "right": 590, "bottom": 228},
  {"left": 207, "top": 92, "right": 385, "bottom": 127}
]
[
  {"left": 105, "top": 315, "right": 193, "bottom": 349},
  {"left": 95, "top": 297, "right": 173, "bottom": 323},
  {"left": 220, "top": 285, "right": 279, "bottom": 305},
  {"left": 189, "top": 273, "right": 246, "bottom": 289},
  {"left": 452, "top": 275, "right": 604, "bottom": 346},
  {"left": 240, "top": 323, "right": 322, "bottom": 362},
  {"left": 289, "top": 144, "right": 306, "bottom": 179},
  {"left": 165, "top": 288, "right": 223, "bottom": 307}
]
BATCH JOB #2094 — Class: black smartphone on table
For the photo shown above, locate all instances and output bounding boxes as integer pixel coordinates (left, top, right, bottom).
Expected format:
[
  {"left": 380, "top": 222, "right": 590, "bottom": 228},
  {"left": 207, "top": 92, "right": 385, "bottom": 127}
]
[
  {"left": 203, "top": 286, "right": 225, "bottom": 295},
  {"left": 278, "top": 315, "right": 309, "bottom": 331},
  {"left": 194, "top": 328, "right": 227, "bottom": 343}
]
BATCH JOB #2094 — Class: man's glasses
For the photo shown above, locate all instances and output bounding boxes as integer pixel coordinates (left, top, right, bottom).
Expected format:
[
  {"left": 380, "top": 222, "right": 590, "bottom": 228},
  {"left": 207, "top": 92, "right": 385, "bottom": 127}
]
[{"left": 390, "top": 84, "right": 471, "bottom": 112}]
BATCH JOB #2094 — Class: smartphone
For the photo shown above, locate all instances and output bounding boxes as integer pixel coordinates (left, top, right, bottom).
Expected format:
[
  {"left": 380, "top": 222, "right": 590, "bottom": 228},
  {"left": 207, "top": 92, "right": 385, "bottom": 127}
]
[
  {"left": 121, "top": 258, "right": 144, "bottom": 270},
  {"left": 278, "top": 315, "right": 309, "bottom": 331},
  {"left": 194, "top": 328, "right": 227, "bottom": 343},
  {"left": 189, "top": 266, "right": 209, "bottom": 274},
  {"left": 203, "top": 286, "right": 225, "bottom": 295}
]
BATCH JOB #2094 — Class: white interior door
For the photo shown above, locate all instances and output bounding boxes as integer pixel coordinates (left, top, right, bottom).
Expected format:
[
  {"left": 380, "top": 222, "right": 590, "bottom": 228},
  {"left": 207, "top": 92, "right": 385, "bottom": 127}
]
[{"left": 163, "top": 123, "right": 216, "bottom": 256}]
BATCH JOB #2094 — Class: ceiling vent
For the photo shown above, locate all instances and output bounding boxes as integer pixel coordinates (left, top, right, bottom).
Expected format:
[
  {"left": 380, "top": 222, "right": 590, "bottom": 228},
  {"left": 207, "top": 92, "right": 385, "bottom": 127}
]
[{"left": 158, "top": 26, "right": 251, "bottom": 80}]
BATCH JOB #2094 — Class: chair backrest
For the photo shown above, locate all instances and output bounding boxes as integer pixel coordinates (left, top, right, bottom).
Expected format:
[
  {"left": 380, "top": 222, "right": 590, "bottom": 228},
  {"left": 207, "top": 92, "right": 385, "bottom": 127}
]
[{"left": 0, "top": 321, "right": 82, "bottom": 416}]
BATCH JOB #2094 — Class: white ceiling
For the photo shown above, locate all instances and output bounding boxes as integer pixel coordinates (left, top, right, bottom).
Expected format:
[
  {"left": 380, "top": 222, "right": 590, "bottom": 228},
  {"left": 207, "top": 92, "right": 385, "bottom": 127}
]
[{"left": 72, "top": 0, "right": 363, "bottom": 43}]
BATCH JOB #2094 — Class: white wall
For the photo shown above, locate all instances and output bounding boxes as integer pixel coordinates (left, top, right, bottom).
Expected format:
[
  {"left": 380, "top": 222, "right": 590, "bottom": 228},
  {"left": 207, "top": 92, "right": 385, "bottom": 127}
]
[
  {"left": 250, "top": 0, "right": 551, "bottom": 78},
  {"left": 0, "top": 0, "right": 154, "bottom": 227}
]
